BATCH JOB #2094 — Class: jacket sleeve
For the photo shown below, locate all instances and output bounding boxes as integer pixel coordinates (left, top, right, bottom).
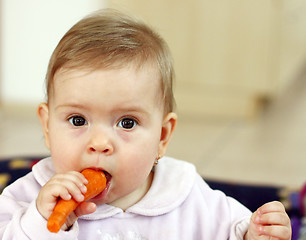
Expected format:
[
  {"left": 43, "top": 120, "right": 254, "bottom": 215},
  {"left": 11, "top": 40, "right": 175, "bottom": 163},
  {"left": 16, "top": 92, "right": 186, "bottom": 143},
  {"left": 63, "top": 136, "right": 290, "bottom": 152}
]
[
  {"left": 196, "top": 175, "right": 252, "bottom": 239},
  {"left": 230, "top": 216, "right": 250, "bottom": 240},
  {"left": 0, "top": 176, "right": 79, "bottom": 239},
  {"left": 225, "top": 191, "right": 251, "bottom": 240}
]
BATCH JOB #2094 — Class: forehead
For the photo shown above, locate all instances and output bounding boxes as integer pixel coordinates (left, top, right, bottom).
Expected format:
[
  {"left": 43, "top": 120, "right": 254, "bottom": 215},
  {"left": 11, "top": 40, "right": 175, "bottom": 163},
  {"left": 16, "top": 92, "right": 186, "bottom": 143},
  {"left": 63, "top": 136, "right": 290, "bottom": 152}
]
[
  {"left": 53, "top": 59, "right": 160, "bottom": 88},
  {"left": 50, "top": 64, "right": 163, "bottom": 111}
]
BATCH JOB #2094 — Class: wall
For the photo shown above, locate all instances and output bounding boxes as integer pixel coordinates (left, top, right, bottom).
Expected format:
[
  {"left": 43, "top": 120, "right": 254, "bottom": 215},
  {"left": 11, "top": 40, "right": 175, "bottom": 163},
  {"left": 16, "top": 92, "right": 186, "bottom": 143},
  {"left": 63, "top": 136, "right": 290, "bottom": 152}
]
[
  {"left": 278, "top": 0, "right": 306, "bottom": 91},
  {"left": 110, "top": 0, "right": 306, "bottom": 119},
  {"left": 0, "top": 0, "right": 106, "bottom": 105}
]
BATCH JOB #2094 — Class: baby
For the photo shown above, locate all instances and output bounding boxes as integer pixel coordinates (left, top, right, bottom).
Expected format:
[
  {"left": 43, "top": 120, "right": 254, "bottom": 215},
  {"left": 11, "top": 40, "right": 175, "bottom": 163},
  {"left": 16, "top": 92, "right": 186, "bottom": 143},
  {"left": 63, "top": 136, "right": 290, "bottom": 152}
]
[{"left": 0, "top": 9, "right": 291, "bottom": 239}]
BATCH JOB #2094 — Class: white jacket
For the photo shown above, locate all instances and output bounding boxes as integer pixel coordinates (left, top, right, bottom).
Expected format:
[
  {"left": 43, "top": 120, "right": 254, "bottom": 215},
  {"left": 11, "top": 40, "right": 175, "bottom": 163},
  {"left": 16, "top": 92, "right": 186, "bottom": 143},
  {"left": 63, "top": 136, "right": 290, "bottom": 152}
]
[{"left": 0, "top": 157, "right": 251, "bottom": 240}]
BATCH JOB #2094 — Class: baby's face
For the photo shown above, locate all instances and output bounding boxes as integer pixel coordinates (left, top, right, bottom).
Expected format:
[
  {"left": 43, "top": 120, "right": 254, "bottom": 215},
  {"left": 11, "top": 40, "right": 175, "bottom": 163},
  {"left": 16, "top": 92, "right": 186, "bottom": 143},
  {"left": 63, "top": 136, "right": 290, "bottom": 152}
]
[{"left": 38, "top": 64, "right": 176, "bottom": 209}]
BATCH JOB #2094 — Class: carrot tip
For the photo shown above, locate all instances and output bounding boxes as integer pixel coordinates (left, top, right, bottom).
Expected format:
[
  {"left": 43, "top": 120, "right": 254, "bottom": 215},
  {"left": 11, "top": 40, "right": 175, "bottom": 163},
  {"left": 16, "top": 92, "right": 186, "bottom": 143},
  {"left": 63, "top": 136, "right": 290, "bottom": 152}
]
[{"left": 47, "top": 221, "right": 61, "bottom": 233}]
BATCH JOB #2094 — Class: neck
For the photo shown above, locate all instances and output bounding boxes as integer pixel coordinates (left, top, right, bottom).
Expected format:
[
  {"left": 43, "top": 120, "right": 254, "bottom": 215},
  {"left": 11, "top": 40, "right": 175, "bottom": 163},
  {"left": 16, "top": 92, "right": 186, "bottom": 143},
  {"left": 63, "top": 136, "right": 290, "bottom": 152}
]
[{"left": 110, "top": 171, "right": 154, "bottom": 211}]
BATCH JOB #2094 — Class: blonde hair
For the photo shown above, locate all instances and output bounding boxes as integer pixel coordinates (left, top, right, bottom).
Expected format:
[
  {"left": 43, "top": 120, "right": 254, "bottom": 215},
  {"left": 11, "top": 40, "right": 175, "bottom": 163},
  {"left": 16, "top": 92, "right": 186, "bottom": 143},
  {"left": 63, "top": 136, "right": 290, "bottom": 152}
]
[{"left": 46, "top": 8, "right": 175, "bottom": 114}]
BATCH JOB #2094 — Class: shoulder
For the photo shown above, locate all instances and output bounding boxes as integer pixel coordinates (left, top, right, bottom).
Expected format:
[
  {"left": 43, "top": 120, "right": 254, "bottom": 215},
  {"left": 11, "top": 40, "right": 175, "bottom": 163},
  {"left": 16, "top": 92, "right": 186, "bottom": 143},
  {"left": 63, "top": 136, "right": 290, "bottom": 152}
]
[
  {"left": 1, "top": 171, "right": 39, "bottom": 204},
  {"left": 159, "top": 157, "right": 251, "bottom": 217},
  {"left": 1, "top": 157, "right": 54, "bottom": 201}
]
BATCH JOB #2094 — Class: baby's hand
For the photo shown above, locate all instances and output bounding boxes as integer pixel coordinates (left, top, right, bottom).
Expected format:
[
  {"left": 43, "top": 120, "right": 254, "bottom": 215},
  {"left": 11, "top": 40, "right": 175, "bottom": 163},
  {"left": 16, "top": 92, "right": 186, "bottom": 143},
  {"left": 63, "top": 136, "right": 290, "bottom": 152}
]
[
  {"left": 36, "top": 171, "right": 94, "bottom": 230},
  {"left": 245, "top": 201, "right": 291, "bottom": 240}
]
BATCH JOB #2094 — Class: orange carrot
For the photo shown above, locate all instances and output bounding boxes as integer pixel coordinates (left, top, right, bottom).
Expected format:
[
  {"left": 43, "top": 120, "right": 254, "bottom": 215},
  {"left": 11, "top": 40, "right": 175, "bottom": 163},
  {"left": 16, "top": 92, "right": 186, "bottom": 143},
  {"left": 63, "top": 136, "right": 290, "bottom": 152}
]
[{"left": 47, "top": 169, "right": 107, "bottom": 233}]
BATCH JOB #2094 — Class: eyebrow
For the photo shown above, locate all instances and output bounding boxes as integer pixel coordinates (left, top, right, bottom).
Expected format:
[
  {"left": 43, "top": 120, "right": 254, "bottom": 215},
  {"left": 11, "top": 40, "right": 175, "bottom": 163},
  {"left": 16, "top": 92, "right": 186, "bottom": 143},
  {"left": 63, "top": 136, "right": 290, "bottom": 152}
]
[
  {"left": 55, "top": 103, "right": 151, "bottom": 117},
  {"left": 110, "top": 106, "right": 151, "bottom": 117},
  {"left": 55, "top": 103, "right": 87, "bottom": 111}
]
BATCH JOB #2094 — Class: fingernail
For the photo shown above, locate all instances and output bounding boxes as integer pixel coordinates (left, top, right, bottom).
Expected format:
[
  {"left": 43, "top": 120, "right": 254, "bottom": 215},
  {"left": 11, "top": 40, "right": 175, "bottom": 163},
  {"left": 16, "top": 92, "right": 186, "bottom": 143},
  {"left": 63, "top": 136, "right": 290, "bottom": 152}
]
[
  {"left": 76, "top": 194, "right": 84, "bottom": 202},
  {"left": 63, "top": 193, "right": 71, "bottom": 200},
  {"left": 257, "top": 225, "right": 264, "bottom": 234},
  {"left": 81, "top": 185, "right": 87, "bottom": 193},
  {"left": 255, "top": 215, "right": 261, "bottom": 223}
]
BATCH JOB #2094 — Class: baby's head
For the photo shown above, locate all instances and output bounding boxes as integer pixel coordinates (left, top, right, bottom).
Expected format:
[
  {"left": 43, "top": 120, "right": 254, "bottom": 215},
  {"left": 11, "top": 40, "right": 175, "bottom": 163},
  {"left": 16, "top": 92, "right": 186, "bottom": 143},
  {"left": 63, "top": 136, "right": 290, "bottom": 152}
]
[
  {"left": 46, "top": 8, "right": 175, "bottom": 115},
  {"left": 39, "top": 9, "right": 177, "bottom": 209}
]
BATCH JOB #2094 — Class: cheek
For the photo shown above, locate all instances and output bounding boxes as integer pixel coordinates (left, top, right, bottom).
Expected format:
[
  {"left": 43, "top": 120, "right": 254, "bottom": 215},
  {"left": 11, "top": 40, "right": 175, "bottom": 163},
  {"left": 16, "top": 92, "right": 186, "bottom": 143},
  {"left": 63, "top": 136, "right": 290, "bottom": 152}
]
[
  {"left": 113, "top": 153, "right": 153, "bottom": 195},
  {"left": 117, "top": 139, "right": 158, "bottom": 183},
  {"left": 118, "top": 126, "right": 161, "bottom": 155},
  {"left": 116, "top": 131, "right": 159, "bottom": 168},
  {"left": 48, "top": 130, "right": 83, "bottom": 173},
  {"left": 126, "top": 138, "right": 160, "bottom": 164}
]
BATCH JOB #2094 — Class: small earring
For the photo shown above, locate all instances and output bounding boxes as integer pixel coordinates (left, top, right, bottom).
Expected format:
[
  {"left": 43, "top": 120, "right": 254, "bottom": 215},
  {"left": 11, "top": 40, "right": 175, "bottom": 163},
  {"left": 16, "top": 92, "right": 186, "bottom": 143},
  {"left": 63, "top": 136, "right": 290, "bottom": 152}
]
[{"left": 154, "top": 154, "right": 161, "bottom": 166}]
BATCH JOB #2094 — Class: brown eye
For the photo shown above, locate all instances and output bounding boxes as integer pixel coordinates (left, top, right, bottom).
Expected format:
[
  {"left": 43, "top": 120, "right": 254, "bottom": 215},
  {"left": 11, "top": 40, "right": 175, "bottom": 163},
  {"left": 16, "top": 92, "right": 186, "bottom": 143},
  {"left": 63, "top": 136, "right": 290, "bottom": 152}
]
[
  {"left": 118, "top": 118, "right": 137, "bottom": 129},
  {"left": 68, "top": 116, "right": 87, "bottom": 126}
]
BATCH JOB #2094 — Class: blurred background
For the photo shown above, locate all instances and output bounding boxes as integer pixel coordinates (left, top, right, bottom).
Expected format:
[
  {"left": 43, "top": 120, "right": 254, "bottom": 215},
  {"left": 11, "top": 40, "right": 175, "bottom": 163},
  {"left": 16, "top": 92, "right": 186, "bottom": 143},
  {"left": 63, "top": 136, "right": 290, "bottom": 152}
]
[{"left": 0, "top": 0, "right": 305, "bottom": 189}]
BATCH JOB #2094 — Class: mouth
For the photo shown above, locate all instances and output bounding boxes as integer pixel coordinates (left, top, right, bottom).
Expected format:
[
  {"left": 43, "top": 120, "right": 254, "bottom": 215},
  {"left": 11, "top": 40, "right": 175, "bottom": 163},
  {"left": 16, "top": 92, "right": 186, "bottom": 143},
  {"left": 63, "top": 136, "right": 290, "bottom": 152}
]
[
  {"left": 103, "top": 170, "right": 112, "bottom": 187},
  {"left": 90, "top": 170, "right": 112, "bottom": 201}
]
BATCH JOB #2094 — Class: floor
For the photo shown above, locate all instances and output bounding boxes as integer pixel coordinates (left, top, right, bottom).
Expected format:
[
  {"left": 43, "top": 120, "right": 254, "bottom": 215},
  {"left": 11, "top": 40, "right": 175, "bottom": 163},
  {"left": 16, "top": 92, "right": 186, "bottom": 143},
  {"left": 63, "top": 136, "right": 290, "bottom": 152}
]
[{"left": 0, "top": 74, "right": 305, "bottom": 189}]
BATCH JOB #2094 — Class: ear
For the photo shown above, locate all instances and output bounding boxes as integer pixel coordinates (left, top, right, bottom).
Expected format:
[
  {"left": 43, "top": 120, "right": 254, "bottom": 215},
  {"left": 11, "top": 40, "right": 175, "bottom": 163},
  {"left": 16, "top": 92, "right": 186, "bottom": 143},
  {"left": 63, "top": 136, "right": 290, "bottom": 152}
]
[
  {"left": 159, "top": 112, "right": 177, "bottom": 157},
  {"left": 37, "top": 103, "right": 50, "bottom": 149}
]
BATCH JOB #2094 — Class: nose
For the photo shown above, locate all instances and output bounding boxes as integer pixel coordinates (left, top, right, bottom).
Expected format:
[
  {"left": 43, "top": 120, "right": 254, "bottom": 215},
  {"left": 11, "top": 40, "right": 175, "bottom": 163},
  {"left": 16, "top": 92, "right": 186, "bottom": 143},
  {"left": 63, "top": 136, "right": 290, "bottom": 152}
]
[{"left": 87, "top": 130, "right": 114, "bottom": 155}]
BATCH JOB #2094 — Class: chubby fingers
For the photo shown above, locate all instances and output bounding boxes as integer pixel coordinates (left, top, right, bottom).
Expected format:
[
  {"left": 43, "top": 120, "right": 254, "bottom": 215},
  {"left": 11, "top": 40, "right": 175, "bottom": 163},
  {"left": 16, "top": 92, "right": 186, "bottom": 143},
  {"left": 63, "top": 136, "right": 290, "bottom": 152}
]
[
  {"left": 75, "top": 202, "right": 97, "bottom": 217},
  {"left": 256, "top": 225, "right": 291, "bottom": 240},
  {"left": 49, "top": 171, "right": 88, "bottom": 201},
  {"left": 38, "top": 171, "right": 88, "bottom": 207},
  {"left": 256, "top": 201, "right": 285, "bottom": 214},
  {"left": 252, "top": 201, "right": 291, "bottom": 240},
  {"left": 37, "top": 171, "right": 89, "bottom": 221}
]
